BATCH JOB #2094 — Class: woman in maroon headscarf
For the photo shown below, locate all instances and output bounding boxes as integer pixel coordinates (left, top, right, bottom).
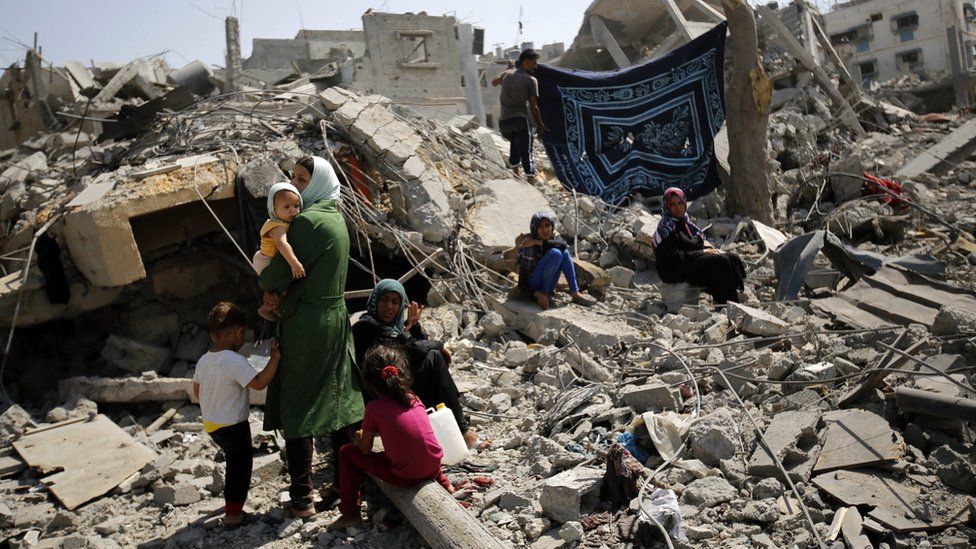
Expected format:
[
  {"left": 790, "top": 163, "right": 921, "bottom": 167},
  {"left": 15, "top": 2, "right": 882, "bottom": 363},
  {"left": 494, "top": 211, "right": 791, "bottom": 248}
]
[{"left": 652, "top": 187, "right": 745, "bottom": 304}]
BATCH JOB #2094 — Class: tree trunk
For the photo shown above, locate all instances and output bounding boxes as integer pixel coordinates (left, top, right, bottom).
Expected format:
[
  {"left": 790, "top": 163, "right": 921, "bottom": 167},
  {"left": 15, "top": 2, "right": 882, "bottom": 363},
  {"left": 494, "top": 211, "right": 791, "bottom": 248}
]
[
  {"left": 721, "top": 0, "right": 774, "bottom": 224},
  {"left": 374, "top": 478, "right": 506, "bottom": 549}
]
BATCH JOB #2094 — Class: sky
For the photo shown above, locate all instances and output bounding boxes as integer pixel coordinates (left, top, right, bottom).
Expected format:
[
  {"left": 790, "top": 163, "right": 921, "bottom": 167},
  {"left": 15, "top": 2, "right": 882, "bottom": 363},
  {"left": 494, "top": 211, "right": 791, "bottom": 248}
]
[{"left": 0, "top": 0, "right": 595, "bottom": 68}]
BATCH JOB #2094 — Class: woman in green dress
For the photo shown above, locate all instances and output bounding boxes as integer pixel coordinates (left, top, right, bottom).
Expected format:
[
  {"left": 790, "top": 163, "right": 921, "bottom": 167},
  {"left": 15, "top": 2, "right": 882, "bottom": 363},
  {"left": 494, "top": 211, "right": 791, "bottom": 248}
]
[{"left": 259, "top": 155, "right": 363, "bottom": 518}]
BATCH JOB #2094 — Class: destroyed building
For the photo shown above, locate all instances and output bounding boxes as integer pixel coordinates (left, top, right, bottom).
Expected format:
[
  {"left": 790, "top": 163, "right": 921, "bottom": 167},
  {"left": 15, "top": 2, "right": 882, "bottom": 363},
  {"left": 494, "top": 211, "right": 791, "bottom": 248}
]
[
  {"left": 2, "top": 2, "right": 976, "bottom": 549},
  {"left": 242, "top": 11, "right": 489, "bottom": 126},
  {"left": 823, "top": 0, "right": 976, "bottom": 84}
]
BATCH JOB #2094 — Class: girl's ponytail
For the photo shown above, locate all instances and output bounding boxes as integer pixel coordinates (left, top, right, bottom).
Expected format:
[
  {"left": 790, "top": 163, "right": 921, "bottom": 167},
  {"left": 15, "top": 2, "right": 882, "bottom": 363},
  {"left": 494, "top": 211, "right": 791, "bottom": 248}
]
[{"left": 363, "top": 344, "right": 414, "bottom": 408}]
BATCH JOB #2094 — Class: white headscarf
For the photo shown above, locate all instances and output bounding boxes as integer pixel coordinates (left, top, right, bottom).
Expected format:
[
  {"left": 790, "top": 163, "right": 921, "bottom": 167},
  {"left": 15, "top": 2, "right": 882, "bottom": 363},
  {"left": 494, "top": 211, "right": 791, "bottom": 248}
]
[
  {"left": 266, "top": 181, "right": 303, "bottom": 221},
  {"left": 299, "top": 156, "right": 341, "bottom": 207}
]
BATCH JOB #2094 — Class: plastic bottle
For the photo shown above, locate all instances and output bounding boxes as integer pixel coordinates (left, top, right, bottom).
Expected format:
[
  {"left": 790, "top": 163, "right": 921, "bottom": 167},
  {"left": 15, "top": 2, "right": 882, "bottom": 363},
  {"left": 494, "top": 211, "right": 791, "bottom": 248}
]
[{"left": 427, "top": 403, "right": 468, "bottom": 466}]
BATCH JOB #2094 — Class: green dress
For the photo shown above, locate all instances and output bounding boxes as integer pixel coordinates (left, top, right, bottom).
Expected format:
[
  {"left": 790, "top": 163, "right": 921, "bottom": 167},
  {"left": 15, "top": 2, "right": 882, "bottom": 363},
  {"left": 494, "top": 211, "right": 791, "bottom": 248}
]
[{"left": 259, "top": 199, "right": 364, "bottom": 438}]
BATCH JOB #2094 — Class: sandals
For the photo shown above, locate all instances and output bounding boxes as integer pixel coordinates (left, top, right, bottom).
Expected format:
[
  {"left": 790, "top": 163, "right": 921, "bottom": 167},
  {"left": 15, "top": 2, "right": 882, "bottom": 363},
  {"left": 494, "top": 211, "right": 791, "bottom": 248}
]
[{"left": 467, "top": 432, "right": 492, "bottom": 451}]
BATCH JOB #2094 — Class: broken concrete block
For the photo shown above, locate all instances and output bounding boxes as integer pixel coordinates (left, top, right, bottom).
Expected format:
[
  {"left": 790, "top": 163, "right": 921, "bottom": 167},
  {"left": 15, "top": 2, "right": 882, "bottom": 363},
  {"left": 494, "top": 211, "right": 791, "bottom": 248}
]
[
  {"left": 153, "top": 482, "right": 201, "bottom": 506},
  {"left": 688, "top": 408, "right": 739, "bottom": 467},
  {"left": 620, "top": 383, "right": 679, "bottom": 412},
  {"left": 237, "top": 155, "right": 282, "bottom": 198},
  {"left": 252, "top": 453, "right": 283, "bottom": 482},
  {"left": 0, "top": 404, "right": 32, "bottom": 446},
  {"left": 725, "top": 499, "right": 779, "bottom": 523},
  {"left": 929, "top": 445, "right": 976, "bottom": 492},
  {"left": 786, "top": 362, "right": 836, "bottom": 385},
  {"left": 479, "top": 312, "right": 506, "bottom": 338},
  {"left": 703, "top": 319, "right": 728, "bottom": 344},
  {"left": 572, "top": 259, "right": 611, "bottom": 290},
  {"left": 318, "top": 86, "right": 359, "bottom": 111},
  {"left": 748, "top": 410, "right": 822, "bottom": 481},
  {"left": 540, "top": 466, "right": 604, "bottom": 523},
  {"left": 932, "top": 304, "right": 976, "bottom": 335},
  {"left": 751, "top": 478, "right": 784, "bottom": 499},
  {"left": 59, "top": 375, "right": 192, "bottom": 403},
  {"left": 102, "top": 335, "right": 171, "bottom": 373},
  {"left": 681, "top": 476, "right": 736, "bottom": 508},
  {"left": 94, "top": 517, "right": 125, "bottom": 535},
  {"left": 558, "top": 521, "right": 584, "bottom": 542},
  {"left": 398, "top": 174, "right": 453, "bottom": 242},
  {"left": 494, "top": 298, "right": 638, "bottom": 354},
  {"left": 726, "top": 303, "right": 789, "bottom": 336},
  {"left": 463, "top": 179, "right": 552, "bottom": 256},
  {"left": 661, "top": 282, "right": 702, "bottom": 313},
  {"left": 607, "top": 266, "right": 635, "bottom": 288},
  {"left": 499, "top": 491, "right": 533, "bottom": 511}
]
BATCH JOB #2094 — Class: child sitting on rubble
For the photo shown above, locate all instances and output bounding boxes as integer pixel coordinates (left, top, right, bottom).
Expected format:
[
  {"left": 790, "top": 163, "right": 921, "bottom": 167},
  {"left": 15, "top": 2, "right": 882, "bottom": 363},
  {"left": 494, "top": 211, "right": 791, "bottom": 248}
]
[
  {"left": 516, "top": 211, "right": 597, "bottom": 310},
  {"left": 253, "top": 182, "right": 305, "bottom": 320},
  {"left": 192, "top": 302, "right": 281, "bottom": 528},
  {"left": 328, "top": 344, "right": 452, "bottom": 531}
]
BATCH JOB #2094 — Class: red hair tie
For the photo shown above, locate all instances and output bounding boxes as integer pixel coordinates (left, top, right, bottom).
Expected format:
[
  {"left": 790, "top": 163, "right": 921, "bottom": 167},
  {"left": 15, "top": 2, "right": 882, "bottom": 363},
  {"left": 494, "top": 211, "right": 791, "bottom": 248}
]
[{"left": 381, "top": 365, "right": 399, "bottom": 380}]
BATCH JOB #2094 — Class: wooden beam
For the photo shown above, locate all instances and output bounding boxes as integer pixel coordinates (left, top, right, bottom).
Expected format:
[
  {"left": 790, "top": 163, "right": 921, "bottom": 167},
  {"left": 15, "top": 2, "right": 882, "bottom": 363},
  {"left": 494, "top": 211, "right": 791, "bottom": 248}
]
[
  {"left": 757, "top": 5, "right": 866, "bottom": 136},
  {"left": 588, "top": 15, "right": 632, "bottom": 68},
  {"left": 375, "top": 478, "right": 506, "bottom": 549}
]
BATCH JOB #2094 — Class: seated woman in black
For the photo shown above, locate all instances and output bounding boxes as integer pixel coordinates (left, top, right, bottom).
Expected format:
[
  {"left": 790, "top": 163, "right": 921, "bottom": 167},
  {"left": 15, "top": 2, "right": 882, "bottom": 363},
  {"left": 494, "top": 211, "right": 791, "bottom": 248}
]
[
  {"left": 351, "top": 278, "right": 488, "bottom": 449},
  {"left": 652, "top": 187, "right": 746, "bottom": 304}
]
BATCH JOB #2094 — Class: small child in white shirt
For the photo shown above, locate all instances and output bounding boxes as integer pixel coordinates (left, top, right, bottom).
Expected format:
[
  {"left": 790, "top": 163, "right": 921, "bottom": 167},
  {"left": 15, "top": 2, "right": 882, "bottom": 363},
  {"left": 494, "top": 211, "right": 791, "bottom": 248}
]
[{"left": 192, "top": 302, "right": 280, "bottom": 528}]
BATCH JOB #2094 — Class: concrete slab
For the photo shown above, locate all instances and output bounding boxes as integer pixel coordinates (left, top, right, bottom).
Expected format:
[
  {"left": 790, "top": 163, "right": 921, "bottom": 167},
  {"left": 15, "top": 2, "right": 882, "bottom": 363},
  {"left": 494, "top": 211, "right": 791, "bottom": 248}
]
[
  {"left": 813, "top": 410, "right": 901, "bottom": 473},
  {"left": 812, "top": 469, "right": 969, "bottom": 533},
  {"left": 748, "top": 410, "right": 821, "bottom": 481},
  {"left": 463, "top": 179, "right": 552, "bottom": 255},
  {"left": 726, "top": 302, "right": 790, "bottom": 336},
  {"left": 896, "top": 117, "right": 976, "bottom": 179},
  {"left": 62, "top": 156, "right": 236, "bottom": 287},
  {"left": 65, "top": 177, "right": 116, "bottom": 208},
  {"left": 492, "top": 297, "right": 641, "bottom": 353}
]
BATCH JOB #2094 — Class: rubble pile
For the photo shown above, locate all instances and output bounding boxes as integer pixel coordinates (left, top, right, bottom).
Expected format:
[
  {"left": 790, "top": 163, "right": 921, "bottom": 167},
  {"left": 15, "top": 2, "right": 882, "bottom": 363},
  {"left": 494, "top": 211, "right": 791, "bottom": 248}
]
[{"left": 3, "top": 11, "right": 976, "bottom": 549}]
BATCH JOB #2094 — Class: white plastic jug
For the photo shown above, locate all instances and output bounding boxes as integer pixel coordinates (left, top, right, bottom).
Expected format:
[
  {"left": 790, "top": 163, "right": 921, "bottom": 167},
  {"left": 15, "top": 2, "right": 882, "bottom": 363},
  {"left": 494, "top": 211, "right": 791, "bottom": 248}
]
[{"left": 427, "top": 403, "right": 468, "bottom": 466}]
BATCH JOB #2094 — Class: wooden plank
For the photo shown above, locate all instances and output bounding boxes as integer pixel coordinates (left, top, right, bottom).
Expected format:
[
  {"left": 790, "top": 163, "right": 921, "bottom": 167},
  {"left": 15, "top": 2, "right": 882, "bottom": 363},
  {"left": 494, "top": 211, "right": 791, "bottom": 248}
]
[
  {"left": 813, "top": 410, "right": 901, "bottom": 473},
  {"left": 13, "top": 414, "right": 156, "bottom": 509}
]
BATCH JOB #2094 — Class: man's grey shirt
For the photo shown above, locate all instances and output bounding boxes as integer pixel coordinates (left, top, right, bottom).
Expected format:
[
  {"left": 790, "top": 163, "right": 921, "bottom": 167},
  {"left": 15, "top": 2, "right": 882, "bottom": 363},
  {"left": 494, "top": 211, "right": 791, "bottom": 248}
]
[{"left": 499, "top": 68, "right": 539, "bottom": 122}]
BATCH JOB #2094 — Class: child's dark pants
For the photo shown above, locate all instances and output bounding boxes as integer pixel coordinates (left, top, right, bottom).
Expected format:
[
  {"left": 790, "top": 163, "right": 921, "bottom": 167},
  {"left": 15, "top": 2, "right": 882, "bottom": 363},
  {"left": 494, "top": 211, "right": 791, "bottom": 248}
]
[{"left": 209, "top": 421, "right": 253, "bottom": 515}]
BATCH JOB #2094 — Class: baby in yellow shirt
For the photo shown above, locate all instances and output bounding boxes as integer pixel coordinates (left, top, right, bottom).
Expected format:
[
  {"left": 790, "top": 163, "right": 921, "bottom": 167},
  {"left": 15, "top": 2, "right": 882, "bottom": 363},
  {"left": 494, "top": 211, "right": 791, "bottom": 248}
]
[{"left": 253, "top": 182, "right": 305, "bottom": 320}]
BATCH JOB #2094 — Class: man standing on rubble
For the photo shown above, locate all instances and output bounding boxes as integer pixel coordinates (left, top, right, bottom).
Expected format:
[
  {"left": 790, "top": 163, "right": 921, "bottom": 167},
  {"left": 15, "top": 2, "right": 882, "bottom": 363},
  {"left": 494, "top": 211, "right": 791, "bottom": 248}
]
[
  {"left": 495, "top": 49, "right": 547, "bottom": 183},
  {"left": 259, "top": 155, "right": 363, "bottom": 518}
]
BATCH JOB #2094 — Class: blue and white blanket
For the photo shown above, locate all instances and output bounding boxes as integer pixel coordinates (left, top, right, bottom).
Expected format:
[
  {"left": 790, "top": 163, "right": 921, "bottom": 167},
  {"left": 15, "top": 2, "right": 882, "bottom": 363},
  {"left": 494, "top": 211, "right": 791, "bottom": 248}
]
[{"left": 535, "top": 23, "right": 727, "bottom": 205}]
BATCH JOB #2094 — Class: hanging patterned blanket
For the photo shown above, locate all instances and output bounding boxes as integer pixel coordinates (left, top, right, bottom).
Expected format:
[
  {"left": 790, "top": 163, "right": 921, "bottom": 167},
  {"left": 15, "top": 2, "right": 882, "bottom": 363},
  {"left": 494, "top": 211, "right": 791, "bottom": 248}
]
[{"left": 535, "top": 22, "right": 727, "bottom": 205}]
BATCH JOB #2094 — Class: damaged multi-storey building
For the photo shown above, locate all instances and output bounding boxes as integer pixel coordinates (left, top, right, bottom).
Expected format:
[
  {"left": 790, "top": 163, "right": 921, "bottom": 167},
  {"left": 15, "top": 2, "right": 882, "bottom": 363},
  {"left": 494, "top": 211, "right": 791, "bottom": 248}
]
[{"left": 2, "top": 2, "right": 976, "bottom": 548}]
